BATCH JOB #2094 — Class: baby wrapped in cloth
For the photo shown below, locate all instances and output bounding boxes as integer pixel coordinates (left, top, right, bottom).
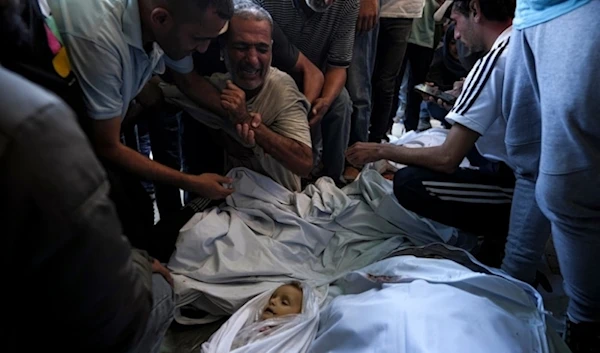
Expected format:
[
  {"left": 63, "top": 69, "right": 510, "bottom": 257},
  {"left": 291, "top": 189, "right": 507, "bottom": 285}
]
[{"left": 202, "top": 282, "right": 320, "bottom": 353}]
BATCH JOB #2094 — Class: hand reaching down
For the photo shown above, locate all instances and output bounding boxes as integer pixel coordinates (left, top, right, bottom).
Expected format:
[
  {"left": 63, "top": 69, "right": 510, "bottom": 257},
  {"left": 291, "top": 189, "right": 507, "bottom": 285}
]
[
  {"left": 186, "top": 173, "right": 234, "bottom": 200},
  {"left": 357, "top": 0, "right": 379, "bottom": 32},
  {"left": 346, "top": 142, "right": 385, "bottom": 167},
  {"left": 308, "top": 98, "right": 331, "bottom": 128}
]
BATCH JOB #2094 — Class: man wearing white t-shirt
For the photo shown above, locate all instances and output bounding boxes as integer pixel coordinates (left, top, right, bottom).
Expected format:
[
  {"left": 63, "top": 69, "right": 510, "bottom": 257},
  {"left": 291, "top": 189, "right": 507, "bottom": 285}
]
[{"left": 347, "top": 0, "right": 515, "bottom": 265}]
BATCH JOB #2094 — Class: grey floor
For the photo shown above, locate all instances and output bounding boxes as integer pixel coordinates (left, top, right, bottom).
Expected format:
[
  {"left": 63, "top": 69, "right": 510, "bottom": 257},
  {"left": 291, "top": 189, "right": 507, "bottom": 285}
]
[{"left": 161, "top": 319, "right": 227, "bottom": 353}]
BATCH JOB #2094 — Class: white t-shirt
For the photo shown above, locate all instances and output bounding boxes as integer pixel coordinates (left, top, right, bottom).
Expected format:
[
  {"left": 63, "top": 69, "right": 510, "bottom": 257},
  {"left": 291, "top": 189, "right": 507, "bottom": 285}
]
[
  {"left": 50, "top": 0, "right": 193, "bottom": 120},
  {"left": 445, "top": 27, "right": 513, "bottom": 169},
  {"left": 380, "top": 0, "right": 425, "bottom": 19}
]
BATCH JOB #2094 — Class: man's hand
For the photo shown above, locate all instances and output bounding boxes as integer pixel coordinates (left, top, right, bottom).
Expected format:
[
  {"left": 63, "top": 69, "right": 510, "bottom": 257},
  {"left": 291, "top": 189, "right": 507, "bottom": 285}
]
[
  {"left": 346, "top": 142, "right": 386, "bottom": 167},
  {"left": 185, "top": 173, "right": 235, "bottom": 200},
  {"left": 308, "top": 98, "right": 331, "bottom": 127},
  {"left": 152, "top": 259, "right": 173, "bottom": 287},
  {"left": 221, "top": 81, "right": 251, "bottom": 125},
  {"left": 357, "top": 0, "right": 379, "bottom": 32},
  {"left": 137, "top": 77, "right": 164, "bottom": 109}
]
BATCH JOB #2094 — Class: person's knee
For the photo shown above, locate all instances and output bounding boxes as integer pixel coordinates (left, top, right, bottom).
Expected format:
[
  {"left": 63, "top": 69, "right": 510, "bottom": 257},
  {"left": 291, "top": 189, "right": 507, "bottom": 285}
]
[{"left": 393, "top": 167, "right": 427, "bottom": 202}]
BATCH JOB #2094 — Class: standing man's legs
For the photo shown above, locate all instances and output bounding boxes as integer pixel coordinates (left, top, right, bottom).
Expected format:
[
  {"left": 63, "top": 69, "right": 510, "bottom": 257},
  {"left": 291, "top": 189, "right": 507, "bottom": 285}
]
[
  {"left": 504, "top": 2, "right": 600, "bottom": 350},
  {"left": 402, "top": 43, "right": 434, "bottom": 132},
  {"left": 319, "top": 88, "right": 352, "bottom": 183},
  {"left": 347, "top": 22, "right": 379, "bottom": 145},
  {"left": 530, "top": 0, "right": 600, "bottom": 330},
  {"left": 501, "top": 29, "right": 550, "bottom": 285},
  {"left": 369, "top": 18, "right": 412, "bottom": 142},
  {"left": 148, "top": 105, "right": 184, "bottom": 219}
]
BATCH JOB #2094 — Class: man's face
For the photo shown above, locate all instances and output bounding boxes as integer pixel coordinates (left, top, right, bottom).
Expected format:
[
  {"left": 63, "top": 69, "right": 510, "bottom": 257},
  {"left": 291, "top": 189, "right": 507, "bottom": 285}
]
[
  {"left": 150, "top": 5, "right": 227, "bottom": 60},
  {"left": 223, "top": 17, "right": 272, "bottom": 91},
  {"left": 450, "top": 7, "right": 483, "bottom": 53}
]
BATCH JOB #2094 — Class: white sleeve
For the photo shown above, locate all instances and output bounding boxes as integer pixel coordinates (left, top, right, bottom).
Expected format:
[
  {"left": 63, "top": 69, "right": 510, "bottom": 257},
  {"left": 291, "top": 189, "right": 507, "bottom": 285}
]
[{"left": 445, "top": 46, "right": 508, "bottom": 135}]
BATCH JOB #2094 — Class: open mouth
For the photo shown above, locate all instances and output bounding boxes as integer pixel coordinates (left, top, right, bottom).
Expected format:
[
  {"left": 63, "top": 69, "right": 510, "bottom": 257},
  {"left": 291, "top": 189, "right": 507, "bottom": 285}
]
[
  {"left": 240, "top": 67, "right": 260, "bottom": 78},
  {"left": 264, "top": 307, "right": 275, "bottom": 315}
]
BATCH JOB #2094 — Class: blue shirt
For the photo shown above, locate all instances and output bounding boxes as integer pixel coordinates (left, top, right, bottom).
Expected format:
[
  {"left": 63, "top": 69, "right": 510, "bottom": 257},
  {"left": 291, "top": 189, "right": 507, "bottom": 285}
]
[
  {"left": 50, "top": 0, "right": 193, "bottom": 120},
  {"left": 514, "top": 0, "right": 592, "bottom": 29}
]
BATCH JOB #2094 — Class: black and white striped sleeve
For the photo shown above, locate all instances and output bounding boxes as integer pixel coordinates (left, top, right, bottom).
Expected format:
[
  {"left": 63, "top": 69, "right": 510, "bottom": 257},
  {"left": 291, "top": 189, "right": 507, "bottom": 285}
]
[
  {"left": 327, "top": 0, "right": 359, "bottom": 68},
  {"left": 445, "top": 38, "right": 510, "bottom": 135}
]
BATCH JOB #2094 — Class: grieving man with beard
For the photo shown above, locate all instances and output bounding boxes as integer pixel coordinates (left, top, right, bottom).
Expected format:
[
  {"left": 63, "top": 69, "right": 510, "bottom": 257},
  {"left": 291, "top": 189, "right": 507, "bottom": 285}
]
[{"left": 163, "top": 2, "right": 313, "bottom": 192}]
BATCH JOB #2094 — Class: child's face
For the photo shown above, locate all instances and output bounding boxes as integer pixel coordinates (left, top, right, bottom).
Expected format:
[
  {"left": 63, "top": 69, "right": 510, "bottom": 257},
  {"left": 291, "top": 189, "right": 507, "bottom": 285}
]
[{"left": 261, "top": 285, "right": 303, "bottom": 320}]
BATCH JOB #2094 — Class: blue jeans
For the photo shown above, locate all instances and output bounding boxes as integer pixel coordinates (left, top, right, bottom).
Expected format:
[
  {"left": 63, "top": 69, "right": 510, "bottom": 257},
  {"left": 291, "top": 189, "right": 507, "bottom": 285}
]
[
  {"left": 312, "top": 88, "right": 352, "bottom": 183},
  {"left": 137, "top": 104, "right": 184, "bottom": 218},
  {"left": 130, "top": 274, "right": 174, "bottom": 353},
  {"left": 502, "top": 0, "right": 600, "bottom": 324},
  {"left": 424, "top": 101, "right": 451, "bottom": 128},
  {"left": 346, "top": 23, "right": 379, "bottom": 145}
]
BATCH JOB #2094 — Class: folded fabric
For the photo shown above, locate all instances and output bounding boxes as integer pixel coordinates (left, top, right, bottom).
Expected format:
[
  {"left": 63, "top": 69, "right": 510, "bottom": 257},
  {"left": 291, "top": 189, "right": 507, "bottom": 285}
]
[{"left": 168, "top": 168, "right": 474, "bottom": 324}]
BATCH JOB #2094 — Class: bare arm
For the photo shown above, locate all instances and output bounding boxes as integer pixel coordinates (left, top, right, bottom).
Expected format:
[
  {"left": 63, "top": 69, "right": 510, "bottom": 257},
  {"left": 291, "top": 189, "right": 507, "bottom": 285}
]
[
  {"left": 252, "top": 124, "right": 313, "bottom": 177},
  {"left": 90, "top": 117, "right": 233, "bottom": 199},
  {"left": 309, "top": 66, "right": 348, "bottom": 127},
  {"left": 293, "top": 52, "right": 324, "bottom": 104},
  {"left": 347, "top": 124, "right": 479, "bottom": 173}
]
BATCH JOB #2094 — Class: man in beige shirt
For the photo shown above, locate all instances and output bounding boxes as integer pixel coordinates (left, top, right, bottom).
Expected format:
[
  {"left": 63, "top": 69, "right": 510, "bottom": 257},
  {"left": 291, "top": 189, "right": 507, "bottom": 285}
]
[{"left": 163, "top": 2, "right": 312, "bottom": 192}]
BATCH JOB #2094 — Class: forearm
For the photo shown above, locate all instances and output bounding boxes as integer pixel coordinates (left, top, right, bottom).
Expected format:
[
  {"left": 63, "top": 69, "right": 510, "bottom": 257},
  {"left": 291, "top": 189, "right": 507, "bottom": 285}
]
[
  {"left": 253, "top": 124, "right": 313, "bottom": 177},
  {"left": 295, "top": 53, "right": 324, "bottom": 103},
  {"left": 97, "top": 142, "right": 194, "bottom": 189},
  {"left": 379, "top": 144, "right": 459, "bottom": 173},
  {"left": 172, "top": 70, "right": 227, "bottom": 117},
  {"left": 321, "top": 67, "right": 347, "bottom": 104}
]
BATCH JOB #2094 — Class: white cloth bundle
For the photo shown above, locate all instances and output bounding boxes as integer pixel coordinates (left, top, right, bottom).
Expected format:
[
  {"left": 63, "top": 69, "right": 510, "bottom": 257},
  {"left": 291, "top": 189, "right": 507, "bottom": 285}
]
[{"left": 202, "top": 283, "right": 321, "bottom": 353}]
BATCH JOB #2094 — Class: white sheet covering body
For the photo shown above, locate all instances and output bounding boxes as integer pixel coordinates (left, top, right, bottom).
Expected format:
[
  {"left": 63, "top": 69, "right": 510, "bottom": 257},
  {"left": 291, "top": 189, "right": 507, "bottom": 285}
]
[
  {"left": 168, "top": 168, "right": 475, "bottom": 324},
  {"left": 202, "top": 283, "right": 320, "bottom": 353},
  {"left": 311, "top": 245, "right": 570, "bottom": 353}
]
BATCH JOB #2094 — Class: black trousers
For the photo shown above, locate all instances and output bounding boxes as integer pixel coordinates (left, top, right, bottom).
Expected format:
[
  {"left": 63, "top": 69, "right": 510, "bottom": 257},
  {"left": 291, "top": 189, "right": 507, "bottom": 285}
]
[
  {"left": 393, "top": 43, "right": 435, "bottom": 132},
  {"left": 393, "top": 163, "right": 515, "bottom": 267},
  {"left": 393, "top": 163, "right": 516, "bottom": 238}
]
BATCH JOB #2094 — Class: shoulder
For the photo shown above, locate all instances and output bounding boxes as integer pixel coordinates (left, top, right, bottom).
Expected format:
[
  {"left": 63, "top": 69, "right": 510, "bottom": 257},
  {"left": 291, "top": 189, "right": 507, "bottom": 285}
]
[
  {"left": 0, "top": 68, "right": 71, "bottom": 140},
  {"left": 50, "top": 0, "right": 125, "bottom": 49},
  {"left": 264, "top": 68, "right": 307, "bottom": 103}
]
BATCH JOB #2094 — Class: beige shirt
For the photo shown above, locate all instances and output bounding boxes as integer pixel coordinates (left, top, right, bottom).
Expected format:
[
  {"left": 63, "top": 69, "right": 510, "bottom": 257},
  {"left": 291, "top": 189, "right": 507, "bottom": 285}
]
[
  {"left": 163, "top": 67, "right": 311, "bottom": 192},
  {"left": 380, "top": 0, "right": 426, "bottom": 19}
]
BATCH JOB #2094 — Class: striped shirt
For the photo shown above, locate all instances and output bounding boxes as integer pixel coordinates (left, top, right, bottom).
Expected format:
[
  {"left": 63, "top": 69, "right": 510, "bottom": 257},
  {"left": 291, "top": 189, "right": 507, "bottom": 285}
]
[
  {"left": 446, "top": 26, "right": 513, "bottom": 168},
  {"left": 254, "top": 0, "right": 359, "bottom": 70}
]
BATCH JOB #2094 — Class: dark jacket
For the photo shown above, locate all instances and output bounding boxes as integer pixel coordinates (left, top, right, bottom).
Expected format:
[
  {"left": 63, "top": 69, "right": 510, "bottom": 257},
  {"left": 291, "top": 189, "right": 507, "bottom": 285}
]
[
  {"left": 426, "top": 24, "right": 469, "bottom": 91},
  {"left": 0, "top": 66, "right": 152, "bottom": 352}
]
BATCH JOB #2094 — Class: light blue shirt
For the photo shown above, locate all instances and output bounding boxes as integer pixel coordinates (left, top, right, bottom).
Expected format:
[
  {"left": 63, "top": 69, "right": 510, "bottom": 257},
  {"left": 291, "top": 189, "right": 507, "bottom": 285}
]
[
  {"left": 50, "top": 0, "right": 194, "bottom": 120},
  {"left": 514, "top": 0, "right": 592, "bottom": 29}
]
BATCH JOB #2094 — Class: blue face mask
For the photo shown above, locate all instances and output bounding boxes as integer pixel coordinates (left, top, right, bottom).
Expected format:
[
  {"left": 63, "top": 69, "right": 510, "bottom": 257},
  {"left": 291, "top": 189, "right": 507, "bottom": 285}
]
[{"left": 304, "top": 0, "right": 334, "bottom": 13}]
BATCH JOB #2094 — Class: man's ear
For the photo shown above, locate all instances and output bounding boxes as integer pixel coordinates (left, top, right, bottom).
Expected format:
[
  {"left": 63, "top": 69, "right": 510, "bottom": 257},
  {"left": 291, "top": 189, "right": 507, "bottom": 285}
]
[
  {"left": 150, "top": 7, "right": 173, "bottom": 28},
  {"left": 470, "top": 0, "right": 481, "bottom": 22}
]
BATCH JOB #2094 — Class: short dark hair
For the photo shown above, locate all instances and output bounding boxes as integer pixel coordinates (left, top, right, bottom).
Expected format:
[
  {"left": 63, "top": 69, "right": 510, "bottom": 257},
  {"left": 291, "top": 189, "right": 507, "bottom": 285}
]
[
  {"left": 453, "top": 0, "right": 515, "bottom": 22},
  {"left": 171, "top": 0, "right": 234, "bottom": 21}
]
